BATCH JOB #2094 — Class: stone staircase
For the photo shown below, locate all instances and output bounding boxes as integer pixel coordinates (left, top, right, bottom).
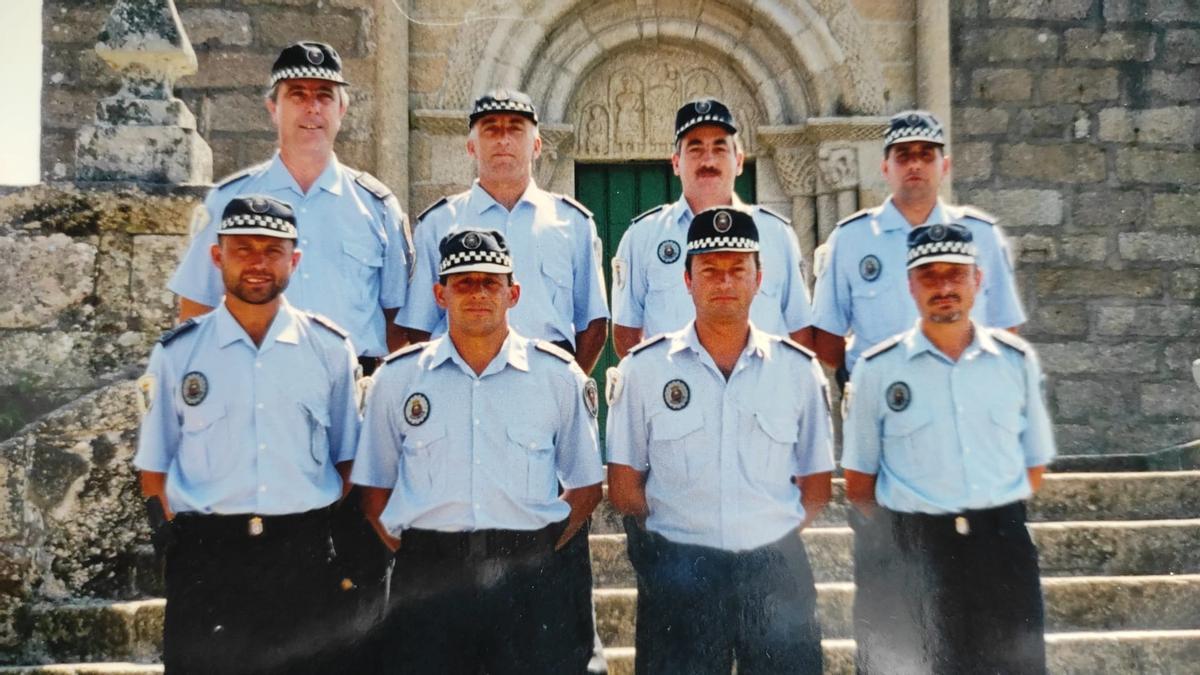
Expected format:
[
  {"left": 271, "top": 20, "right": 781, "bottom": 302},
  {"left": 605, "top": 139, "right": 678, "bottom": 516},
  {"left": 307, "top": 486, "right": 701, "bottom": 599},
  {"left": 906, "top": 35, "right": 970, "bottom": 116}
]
[{"left": 7, "top": 471, "right": 1200, "bottom": 674}]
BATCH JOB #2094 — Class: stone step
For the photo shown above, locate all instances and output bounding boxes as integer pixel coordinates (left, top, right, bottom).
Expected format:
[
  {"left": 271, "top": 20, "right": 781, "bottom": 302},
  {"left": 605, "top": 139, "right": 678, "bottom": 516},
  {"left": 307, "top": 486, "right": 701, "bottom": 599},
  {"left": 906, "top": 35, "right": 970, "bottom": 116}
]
[
  {"left": 24, "top": 574, "right": 1200, "bottom": 663},
  {"left": 590, "top": 519, "right": 1200, "bottom": 587},
  {"left": 602, "top": 630, "right": 1200, "bottom": 675},
  {"left": 0, "top": 667, "right": 163, "bottom": 674},
  {"left": 591, "top": 471, "right": 1200, "bottom": 534},
  {"left": 594, "top": 574, "right": 1200, "bottom": 646}
]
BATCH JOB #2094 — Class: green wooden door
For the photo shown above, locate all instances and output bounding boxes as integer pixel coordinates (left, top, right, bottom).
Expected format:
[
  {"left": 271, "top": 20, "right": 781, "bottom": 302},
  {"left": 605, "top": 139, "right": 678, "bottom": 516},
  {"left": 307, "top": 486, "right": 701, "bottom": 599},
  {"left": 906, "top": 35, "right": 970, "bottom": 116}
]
[{"left": 575, "top": 162, "right": 755, "bottom": 449}]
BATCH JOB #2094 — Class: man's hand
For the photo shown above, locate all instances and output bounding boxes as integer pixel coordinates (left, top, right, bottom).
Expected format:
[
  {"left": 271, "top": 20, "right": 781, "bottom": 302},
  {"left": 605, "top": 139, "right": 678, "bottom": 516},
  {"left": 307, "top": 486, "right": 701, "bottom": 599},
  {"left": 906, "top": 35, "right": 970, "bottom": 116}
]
[
  {"left": 844, "top": 469, "right": 878, "bottom": 517},
  {"left": 361, "top": 486, "right": 401, "bottom": 552},
  {"left": 555, "top": 483, "right": 603, "bottom": 550}
]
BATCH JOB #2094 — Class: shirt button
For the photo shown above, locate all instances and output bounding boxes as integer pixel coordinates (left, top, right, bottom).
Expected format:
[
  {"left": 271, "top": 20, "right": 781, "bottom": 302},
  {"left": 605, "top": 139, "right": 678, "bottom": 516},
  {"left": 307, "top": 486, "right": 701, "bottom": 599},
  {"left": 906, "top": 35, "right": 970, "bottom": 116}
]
[
  {"left": 473, "top": 381, "right": 480, "bottom": 387},
  {"left": 301, "top": 239, "right": 308, "bottom": 245},
  {"left": 474, "top": 419, "right": 480, "bottom": 425},
  {"left": 259, "top": 485, "right": 267, "bottom": 493},
  {"left": 475, "top": 459, "right": 481, "bottom": 465},
  {"left": 256, "top": 403, "right": 264, "bottom": 410},
  {"left": 957, "top": 406, "right": 964, "bottom": 413},
  {"left": 303, "top": 273, "right": 310, "bottom": 279},
  {"left": 259, "top": 443, "right": 266, "bottom": 450},
  {"left": 255, "top": 361, "right": 262, "bottom": 368}
]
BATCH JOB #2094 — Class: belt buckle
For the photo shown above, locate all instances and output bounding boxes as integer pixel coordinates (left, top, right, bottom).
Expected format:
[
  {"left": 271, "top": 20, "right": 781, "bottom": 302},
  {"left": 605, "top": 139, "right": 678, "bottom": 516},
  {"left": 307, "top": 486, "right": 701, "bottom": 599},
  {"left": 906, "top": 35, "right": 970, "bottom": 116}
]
[
  {"left": 249, "top": 516, "right": 264, "bottom": 537},
  {"left": 954, "top": 515, "right": 970, "bottom": 536}
]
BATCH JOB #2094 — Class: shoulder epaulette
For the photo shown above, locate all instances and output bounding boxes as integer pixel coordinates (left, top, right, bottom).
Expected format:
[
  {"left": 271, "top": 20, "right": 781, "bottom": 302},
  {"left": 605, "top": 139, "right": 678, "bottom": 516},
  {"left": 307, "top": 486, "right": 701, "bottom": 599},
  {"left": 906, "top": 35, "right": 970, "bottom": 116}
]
[
  {"left": 307, "top": 312, "right": 350, "bottom": 339},
  {"left": 555, "top": 193, "right": 593, "bottom": 219},
  {"left": 756, "top": 205, "right": 791, "bottom": 225},
  {"left": 383, "top": 341, "right": 426, "bottom": 364},
  {"left": 535, "top": 340, "right": 574, "bottom": 363},
  {"left": 990, "top": 329, "right": 1029, "bottom": 355},
  {"left": 416, "top": 197, "right": 449, "bottom": 223},
  {"left": 862, "top": 334, "right": 903, "bottom": 362},
  {"left": 628, "top": 333, "right": 668, "bottom": 356},
  {"left": 158, "top": 319, "right": 198, "bottom": 346},
  {"left": 214, "top": 164, "right": 261, "bottom": 189},
  {"left": 353, "top": 171, "right": 393, "bottom": 201},
  {"left": 955, "top": 205, "right": 997, "bottom": 225},
  {"left": 632, "top": 205, "right": 665, "bottom": 223},
  {"left": 836, "top": 207, "right": 875, "bottom": 228},
  {"left": 781, "top": 337, "right": 815, "bottom": 360}
]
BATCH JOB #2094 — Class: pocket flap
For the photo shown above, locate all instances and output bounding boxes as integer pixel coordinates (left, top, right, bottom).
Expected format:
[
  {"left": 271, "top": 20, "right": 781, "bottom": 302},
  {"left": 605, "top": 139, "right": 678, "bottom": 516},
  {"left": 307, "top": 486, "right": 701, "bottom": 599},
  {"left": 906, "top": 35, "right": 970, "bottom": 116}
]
[
  {"left": 754, "top": 412, "right": 797, "bottom": 443},
  {"left": 989, "top": 407, "right": 1023, "bottom": 434},
  {"left": 404, "top": 423, "right": 447, "bottom": 451},
  {"left": 182, "top": 404, "right": 227, "bottom": 433},
  {"left": 507, "top": 426, "right": 554, "bottom": 452},
  {"left": 299, "top": 400, "right": 331, "bottom": 428},
  {"left": 650, "top": 409, "right": 704, "bottom": 441},
  {"left": 883, "top": 409, "right": 933, "bottom": 437},
  {"left": 342, "top": 240, "right": 384, "bottom": 267}
]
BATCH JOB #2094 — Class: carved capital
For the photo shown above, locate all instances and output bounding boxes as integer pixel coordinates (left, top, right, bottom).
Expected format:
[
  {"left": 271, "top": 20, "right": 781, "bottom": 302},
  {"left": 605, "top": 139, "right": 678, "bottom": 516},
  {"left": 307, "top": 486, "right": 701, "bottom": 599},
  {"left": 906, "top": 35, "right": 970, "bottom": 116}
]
[
  {"left": 771, "top": 146, "right": 819, "bottom": 197},
  {"left": 535, "top": 124, "right": 575, "bottom": 188},
  {"left": 817, "top": 147, "right": 858, "bottom": 193}
]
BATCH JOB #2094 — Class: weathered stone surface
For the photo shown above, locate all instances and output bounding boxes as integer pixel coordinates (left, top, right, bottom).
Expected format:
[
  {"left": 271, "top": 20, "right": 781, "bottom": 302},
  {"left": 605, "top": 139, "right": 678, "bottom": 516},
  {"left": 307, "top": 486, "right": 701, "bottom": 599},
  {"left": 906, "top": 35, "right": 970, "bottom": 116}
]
[
  {"left": 179, "top": 9, "right": 252, "bottom": 47},
  {"left": 1147, "top": 68, "right": 1200, "bottom": 102},
  {"left": 1037, "top": 67, "right": 1122, "bottom": 103},
  {"left": 1098, "top": 106, "right": 1200, "bottom": 144},
  {"left": 1012, "top": 233, "right": 1059, "bottom": 263},
  {"left": 1072, "top": 190, "right": 1144, "bottom": 230},
  {"left": 1014, "top": 105, "right": 1081, "bottom": 138},
  {"left": 963, "top": 188, "right": 1064, "bottom": 226},
  {"left": 1095, "top": 305, "right": 1199, "bottom": 337},
  {"left": 253, "top": 10, "right": 362, "bottom": 57},
  {"left": 129, "top": 235, "right": 186, "bottom": 332},
  {"left": 954, "top": 107, "right": 1010, "bottom": 135},
  {"left": 988, "top": 0, "right": 1093, "bottom": 19},
  {"left": 0, "top": 332, "right": 96, "bottom": 390},
  {"left": 950, "top": 142, "right": 992, "bottom": 181},
  {"left": 1037, "top": 341, "right": 1162, "bottom": 375},
  {"left": 1165, "top": 29, "right": 1200, "bottom": 65},
  {"left": 1060, "top": 235, "right": 1110, "bottom": 262},
  {"left": 1170, "top": 269, "right": 1200, "bottom": 300},
  {"left": 999, "top": 143, "right": 1106, "bottom": 183},
  {"left": 1027, "top": 303, "right": 1090, "bottom": 337},
  {"left": 1065, "top": 28, "right": 1156, "bottom": 62},
  {"left": 1056, "top": 379, "right": 1128, "bottom": 419},
  {"left": 1141, "top": 382, "right": 1200, "bottom": 418},
  {"left": 1118, "top": 232, "right": 1200, "bottom": 264},
  {"left": 965, "top": 28, "right": 1059, "bottom": 62},
  {"left": 0, "top": 236, "right": 96, "bottom": 330},
  {"left": 1117, "top": 147, "right": 1200, "bottom": 184},
  {"left": 1151, "top": 192, "right": 1200, "bottom": 228},
  {"left": 971, "top": 68, "right": 1033, "bottom": 102}
]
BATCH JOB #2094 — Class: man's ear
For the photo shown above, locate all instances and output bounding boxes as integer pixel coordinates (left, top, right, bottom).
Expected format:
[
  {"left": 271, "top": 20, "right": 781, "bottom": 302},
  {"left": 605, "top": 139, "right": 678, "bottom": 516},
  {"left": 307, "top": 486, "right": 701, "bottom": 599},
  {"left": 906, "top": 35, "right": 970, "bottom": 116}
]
[
  {"left": 210, "top": 243, "right": 222, "bottom": 270},
  {"left": 433, "top": 282, "right": 448, "bottom": 310}
]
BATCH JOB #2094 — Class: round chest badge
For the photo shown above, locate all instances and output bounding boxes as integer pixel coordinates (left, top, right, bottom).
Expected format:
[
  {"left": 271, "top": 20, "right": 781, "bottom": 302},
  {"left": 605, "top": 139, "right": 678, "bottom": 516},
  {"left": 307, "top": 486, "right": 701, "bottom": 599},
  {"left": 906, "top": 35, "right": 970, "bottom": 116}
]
[
  {"left": 462, "top": 231, "right": 482, "bottom": 250},
  {"left": 583, "top": 380, "right": 599, "bottom": 418},
  {"left": 305, "top": 46, "right": 325, "bottom": 65},
  {"left": 657, "top": 239, "right": 681, "bottom": 264},
  {"left": 714, "top": 210, "right": 733, "bottom": 233},
  {"left": 181, "top": 371, "right": 208, "bottom": 406},
  {"left": 404, "top": 393, "right": 430, "bottom": 426},
  {"left": 859, "top": 255, "right": 882, "bottom": 282},
  {"left": 886, "top": 382, "right": 911, "bottom": 412},
  {"left": 663, "top": 379, "right": 690, "bottom": 411}
]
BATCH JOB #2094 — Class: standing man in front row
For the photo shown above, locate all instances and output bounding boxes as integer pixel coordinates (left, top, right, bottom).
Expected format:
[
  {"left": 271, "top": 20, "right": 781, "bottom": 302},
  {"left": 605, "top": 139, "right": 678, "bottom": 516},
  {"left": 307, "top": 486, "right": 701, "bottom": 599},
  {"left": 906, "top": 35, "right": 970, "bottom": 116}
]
[
  {"left": 608, "top": 207, "right": 834, "bottom": 675},
  {"left": 842, "top": 223, "right": 1055, "bottom": 674},
  {"left": 135, "top": 196, "right": 361, "bottom": 674},
  {"left": 611, "top": 98, "right": 813, "bottom": 358},
  {"left": 354, "top": 230, "right": 605, "bottom": 674}
]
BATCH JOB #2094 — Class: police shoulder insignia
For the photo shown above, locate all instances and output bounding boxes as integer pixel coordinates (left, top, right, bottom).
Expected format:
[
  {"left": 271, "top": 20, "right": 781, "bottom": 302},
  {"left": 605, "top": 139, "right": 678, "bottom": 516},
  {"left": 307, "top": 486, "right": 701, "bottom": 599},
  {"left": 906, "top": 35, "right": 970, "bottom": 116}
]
[
  {"left": 136, "top": 373, "right": 157, "bottom": 417},
  {"left": 605, "top": 367, "right": 623, "bottom": 406},
  {"left": 813, "top": 243, "right": 831, "bottom": 280},
  {"left": 355, "top": 375, "right": 374, "bottom": 415},
  {"left": 383, "top": 341, "right": 426, "bottom": 364},
  {"left": 214, "top": 164, "right": 261, "bottom": 189},
  {"left": 632, "top": 204, "right": 665, "bottom": 223},
  {"left": 955, "top": 205, "right": 997, "bottom": 225},
  {"left": 859, "top": 254, "right": 882, "bottom": 282},
  {"left": 612, "top": 258, "right": 627, "bottom": 291},
  {"left": 628, "top": 333, "right": 668, "bottom": 356},
  {"left": 657, "top": 239, "right": 681, "bottom": 264},
  {"left": 583, "top": 379, "right": 599, "bottom": 418},
  {"left": 416, "top": 197, "right": 449, "bottom": 223},
  {"left": 886, "top": 381, "right": 911, "bottom": 412},
  {"left": 307, "top": 312, "right": 350, "bottom": 339},
  {"left": 404, "top": 393, "right": 430, "bottom": 426},
  {"left": 862, "top": 334, "right": 903, "bottom": 362},
  {"left": 555, "top": 192, "right": 593, "bottom": 219},
  {"left": 158, "top": 319, "right": 198, "bottom": 346},
  {"left": 836, "top": 207, "right": 875, "bottom": 228},
  {"left": 991, "top": 329, "right": 1030, "bottom": 355},
  {"left": 353, "top": 171, "right": 393, "bottom": 200},
  {"left": 181, "top": 371, "right": 209, "bottom": 406},
  {"left": 756, "top": 205, "right": 791, "bottom": 225},
  {"left": 663, "top": 379, "right": 690, "bottom": 411},
  {"left": 535, "top": 340, "right": 574, "bottom": 363},
  {"left": 781, "top": 337, "right": 815, "bottom": 360}
]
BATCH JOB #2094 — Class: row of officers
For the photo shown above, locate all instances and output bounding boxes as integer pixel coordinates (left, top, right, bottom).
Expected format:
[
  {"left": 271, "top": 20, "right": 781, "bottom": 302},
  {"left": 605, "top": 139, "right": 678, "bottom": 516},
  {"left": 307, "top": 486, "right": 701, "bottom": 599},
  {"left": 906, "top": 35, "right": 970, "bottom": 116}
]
[{"left": 135, "top": 40, "right": 1057, "bottom": 674}]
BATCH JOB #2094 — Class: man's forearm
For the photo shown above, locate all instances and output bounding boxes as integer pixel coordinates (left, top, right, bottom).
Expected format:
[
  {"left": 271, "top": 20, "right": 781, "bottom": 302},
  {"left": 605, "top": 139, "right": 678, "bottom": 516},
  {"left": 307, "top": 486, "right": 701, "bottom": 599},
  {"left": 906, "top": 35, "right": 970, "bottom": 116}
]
[
  {"left": 360, "top": 486, "right": 400, "bottom": 551},
  {"left": 812, "top": 328, "right": 846, "bottom": 371},
  {"left": 140, "top": 471, "right": 174, "bottom": 520},
  {"left": 613, "top": 324, "right": 643, "bottom": 359},
  {"left": 383, "top": 308, "right": 408, "bottom": 353},
  {"left": 574, "top": 318, "right": 608, "bottom": 374},
  {"left": 556, "top": 483, "right": 603, "bottom": 549}
]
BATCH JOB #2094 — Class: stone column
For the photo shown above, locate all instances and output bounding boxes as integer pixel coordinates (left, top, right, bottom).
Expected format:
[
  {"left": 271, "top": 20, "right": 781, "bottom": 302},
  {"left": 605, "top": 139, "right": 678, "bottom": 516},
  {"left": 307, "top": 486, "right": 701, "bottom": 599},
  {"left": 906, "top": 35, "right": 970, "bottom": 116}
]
[
  {"left": 916, "top": 0, "right": 952, "bottom": 199},
  {"left": 374, "top": 0, "right": 408, "bottom": 206},
  {"left": 75, "top": 0, "right": 211, "bottom": 185}
]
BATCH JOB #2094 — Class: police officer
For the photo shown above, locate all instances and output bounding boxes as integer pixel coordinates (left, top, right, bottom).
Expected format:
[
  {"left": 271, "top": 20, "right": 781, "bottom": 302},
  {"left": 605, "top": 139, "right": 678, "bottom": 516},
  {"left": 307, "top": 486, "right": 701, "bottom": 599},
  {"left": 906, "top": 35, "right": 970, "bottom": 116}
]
[
  {"left": 611, "top": 98, "right": 813, "bottom": 357},
  {"left": 810, "top": 110, "right": 1025, "bottom": 382},
  {"left": 607, "top": 207, "right": 834, "bottom": 675},
  {"left": 399, "top": 89, "right": 609, "bottom": 373},
  {"left": 170, "top": 41, "right": 413, "bottom": 363},
  {"left": 135, "top": 196, "right": 361, "bottom": 674},
  {"left": 841, "top": 223, "right": 1055, "bottom": 674},
  {"left": 353, "top": 229, "right": 605, "bottom": 674}
]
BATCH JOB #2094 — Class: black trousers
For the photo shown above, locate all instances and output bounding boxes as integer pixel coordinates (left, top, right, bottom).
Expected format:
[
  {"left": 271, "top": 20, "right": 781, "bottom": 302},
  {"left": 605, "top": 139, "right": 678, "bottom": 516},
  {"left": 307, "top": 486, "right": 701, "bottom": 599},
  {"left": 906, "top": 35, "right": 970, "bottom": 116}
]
[
  {"left": 851, "top": 503, "right": 1046, "bottom": 675},
  {"left": 163, "top": 508, "right": 337, "bottom": 675},
  {"left": 628, "top": 525, "right": 823, "bottom": 675},
  {"left": 376, "top": 520, "right": 588, "bottom": 675}
]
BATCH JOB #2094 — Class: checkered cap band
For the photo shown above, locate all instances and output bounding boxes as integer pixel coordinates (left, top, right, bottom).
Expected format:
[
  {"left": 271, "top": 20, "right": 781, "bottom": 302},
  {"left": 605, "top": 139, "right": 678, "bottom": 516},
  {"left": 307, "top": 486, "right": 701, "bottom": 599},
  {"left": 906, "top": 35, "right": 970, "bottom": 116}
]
[
  {"left": 687, "top": 236, "right": 759, "bottom": 252},
  {"left": 885, "top": 122, "right": 944, "bottom": 147},
  {"left": 440, "top": 249, "right": 513, "bottom": 274},
  {"left": 906, "top": 240, "right": 977, "bottom": 267},
  {"left": 270, "top": 66, "right": 347, "bottom": 87},
  {"left": 220, "top": 214, "right": 298, "bottom": 239},
  {"left": 475, "top": 99, "right": 535, "bottom": 115}
]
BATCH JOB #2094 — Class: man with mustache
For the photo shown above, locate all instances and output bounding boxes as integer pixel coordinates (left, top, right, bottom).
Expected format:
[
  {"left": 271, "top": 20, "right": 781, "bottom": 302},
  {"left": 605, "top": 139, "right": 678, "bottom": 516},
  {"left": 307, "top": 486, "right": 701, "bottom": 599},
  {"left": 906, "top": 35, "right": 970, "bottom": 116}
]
[
  {"left": 841, "top": 223, "right": 1055, "bottom": 673},
  {"left": 607, "top": 207, "right": 833, "bottom": 675},
  {"left": 135, "top": 196, "right": 361, "bottom": 673},
  {"left": 354, "top": 229, "right": 604, "bottom": 674},
  {"left": 611, "top": 98, "right": 813, "bottom": 358}
]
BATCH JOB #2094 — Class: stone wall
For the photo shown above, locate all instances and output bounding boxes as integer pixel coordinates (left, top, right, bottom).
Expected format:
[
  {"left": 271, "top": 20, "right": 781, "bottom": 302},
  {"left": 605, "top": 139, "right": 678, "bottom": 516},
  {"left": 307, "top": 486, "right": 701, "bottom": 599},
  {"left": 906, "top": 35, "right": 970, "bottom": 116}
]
[{"left": 950, "top": 0, "right": 1200, "bottom": 454}]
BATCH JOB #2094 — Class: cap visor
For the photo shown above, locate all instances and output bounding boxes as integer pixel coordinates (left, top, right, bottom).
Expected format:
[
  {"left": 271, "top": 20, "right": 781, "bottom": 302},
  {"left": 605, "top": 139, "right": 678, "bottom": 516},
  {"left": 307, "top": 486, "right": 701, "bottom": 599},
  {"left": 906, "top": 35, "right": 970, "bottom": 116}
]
[
  {"left": 676, "top": 120, "right": 738, "bottom": 140},
  {"left": 885, "top": 134, "right": 944, "bottom": 148},
  {"left": 907, "top": 253, "right": 974, "bottom": 270},
  {"left": 219, "top": 227, "right": 297, "bottom": 240},
  {"left": 441, "top": 262, "right": 513, "bottom": 276},
  {"left": 688, "top": 245, "right": 759, "bottom": 255}
]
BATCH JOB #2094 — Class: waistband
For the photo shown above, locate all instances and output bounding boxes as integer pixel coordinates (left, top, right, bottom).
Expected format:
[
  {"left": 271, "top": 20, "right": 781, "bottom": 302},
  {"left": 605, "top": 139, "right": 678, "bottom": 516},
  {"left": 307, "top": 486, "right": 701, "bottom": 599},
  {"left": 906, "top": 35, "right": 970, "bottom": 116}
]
[
  {"left": 887, "top": 501, "right": 1027, "bottom": 537},
  {"left": 173, "top": 505, "right": 333, "bottom": 541},
  {"left": 401, "top": 519, "right": 568, "bottom": 560}
]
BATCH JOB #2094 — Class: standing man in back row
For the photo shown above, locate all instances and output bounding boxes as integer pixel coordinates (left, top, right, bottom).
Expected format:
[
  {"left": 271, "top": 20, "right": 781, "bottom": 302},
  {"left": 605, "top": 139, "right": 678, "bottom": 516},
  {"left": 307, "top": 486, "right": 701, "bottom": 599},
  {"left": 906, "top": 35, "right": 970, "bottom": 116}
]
[
  {"left": 810, "top": 110, "right": 1025, "bottom": 382},
  {"left": 611, "top": 98, "right": 813, "bottom": 357}
]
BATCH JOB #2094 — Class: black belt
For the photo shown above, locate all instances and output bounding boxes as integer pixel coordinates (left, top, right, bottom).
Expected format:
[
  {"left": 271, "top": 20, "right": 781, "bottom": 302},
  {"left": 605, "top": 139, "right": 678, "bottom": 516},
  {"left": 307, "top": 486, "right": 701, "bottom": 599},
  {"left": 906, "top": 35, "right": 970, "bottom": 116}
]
[
  {"left": 174, "top": 505, "right": 332, "bottom": 541},
  {"left": 401, "top": 520, "right": 567, "bottom": 560},
  {"left": 889, "top": 501, "right": 1026, "bottom": 537}
]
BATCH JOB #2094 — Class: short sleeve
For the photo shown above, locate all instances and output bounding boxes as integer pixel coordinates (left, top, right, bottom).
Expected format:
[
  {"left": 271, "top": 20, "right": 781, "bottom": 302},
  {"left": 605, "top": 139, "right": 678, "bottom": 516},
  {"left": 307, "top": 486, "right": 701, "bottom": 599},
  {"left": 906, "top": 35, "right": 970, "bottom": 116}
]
[
  {"left": 794, "top": 357, "right": 835, "bottom": 476},
  {"left": 378, "top": 196, "right": 413, "bottom": 310},
  {"left": 167, "top": 192, "right": 227, "bottom": 307},
  {"left": 1020, "top": 348, "right": 1056, "bottom": 468},
  {"left": 395, "top": 210, "right": 445, "bottom": 333},
  {"left": 810, "top": 230, "right": 851, "bottom": 336},
  {"left": 133, "top": 345, "right": 180, "bottom": 473},
  {"left": 839, "top": 356, "right": 883, "bottom": 475},
  {"left": 554, "top": 367, "right": 605, "bottom": 489},
  {"left": 604, "top": 359, "right": 650, "bottom": 471},
  {"left": 350, "top": 366, "right": 404, "bottom": 489}
]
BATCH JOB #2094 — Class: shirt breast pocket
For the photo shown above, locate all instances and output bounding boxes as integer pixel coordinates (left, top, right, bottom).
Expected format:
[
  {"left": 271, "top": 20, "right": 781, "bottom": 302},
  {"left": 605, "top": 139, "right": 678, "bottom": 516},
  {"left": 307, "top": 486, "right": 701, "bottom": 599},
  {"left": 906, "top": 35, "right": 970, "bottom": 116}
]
[
  {"left": 850, "top": 284, "right": 907, "bottom": 343},
  {"left": 299, "top": 400, "right": 331, "bottom": 469},
  {"left": 401, "top": 423, "right": 448, "bottom": 497},
  {"left": 537, "top": 230, "right": 574, "bottom": 319},
  {"left": 882, "top": 410, "right": 938, "bottom": 481},
  {"left": 742, "top": 411, "right": 796, "bottom": 487},
  {"left": 988, "top": 407, "right": 1023, "bottom": 447},
  {"left": 645, "top": 264, "right": 688, "bottom": 327},
  {"left": 342, "top": 240, "right": 384, "bottom": 308},
  {"left": 648, "top": 409, "right": 706, "bottom": 486},
  {"left": 507, "top": 426, "right": 557, "bottom": 503},
  {"left": 178, "top": 403, "right": 233, "bottom": 482}
]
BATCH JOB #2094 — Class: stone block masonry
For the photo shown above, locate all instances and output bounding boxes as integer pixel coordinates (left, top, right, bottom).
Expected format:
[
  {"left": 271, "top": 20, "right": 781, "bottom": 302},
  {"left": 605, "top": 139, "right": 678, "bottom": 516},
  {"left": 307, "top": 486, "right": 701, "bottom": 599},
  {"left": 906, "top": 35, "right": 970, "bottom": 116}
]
[{"left": 951, "top": 1, "right": 1200, "bottom": 455}]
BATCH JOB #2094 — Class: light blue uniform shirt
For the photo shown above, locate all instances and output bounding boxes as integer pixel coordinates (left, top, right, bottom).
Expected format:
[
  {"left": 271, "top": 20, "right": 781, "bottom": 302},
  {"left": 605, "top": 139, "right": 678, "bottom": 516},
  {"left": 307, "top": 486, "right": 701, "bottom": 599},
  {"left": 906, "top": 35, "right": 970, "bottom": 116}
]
[
  {"left": 169, "top": 153, "right": 413, "bottom": 357},
  {"left": 611, "top": 196, "right": 813, "bottom": 338},
  {"left": 351, "top": 331, "right": 604, "bottom": 533},
  {"left": 811, "top": 197, "right": 1026, "bottom": 372},
  {"left": 606, "top": 323, "right": 835, "bottom": 551},
  {"left": 841, "top": 322, "right": 1056, "bottom": 515},
  {"left": 134, "top": 299, "right": 360, "bottom": 515},
  {"left": 398, "top": 180, "right": 609, "bottom": 346}
]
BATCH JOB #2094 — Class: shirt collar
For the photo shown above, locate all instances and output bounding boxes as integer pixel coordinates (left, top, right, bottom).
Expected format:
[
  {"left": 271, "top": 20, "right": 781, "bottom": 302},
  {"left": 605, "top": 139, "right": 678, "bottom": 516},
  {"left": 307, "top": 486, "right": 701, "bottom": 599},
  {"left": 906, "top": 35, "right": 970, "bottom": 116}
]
[
  {"left": 671, "top": 320, "right": 769, "bottom": 360},
  {"left": 429, "top": 330, "right": 532, "bottom": 376},
  {"left": 880, "top": 196, "right": 950, "bottom": 231},
  {"left": 262, "top": 152, "right": 344, "bottom": 197},
  {"left": 214, "top": 297, "right": 301, "bottom": 350},
  {"left": 469, "top": 179, "right": 546, "bottom": 215},
  {"left": 903, "top": 319, "right": 997, "bottom": 362}
]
